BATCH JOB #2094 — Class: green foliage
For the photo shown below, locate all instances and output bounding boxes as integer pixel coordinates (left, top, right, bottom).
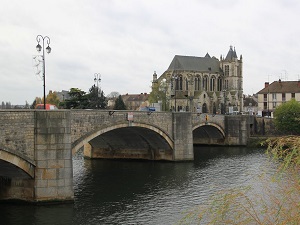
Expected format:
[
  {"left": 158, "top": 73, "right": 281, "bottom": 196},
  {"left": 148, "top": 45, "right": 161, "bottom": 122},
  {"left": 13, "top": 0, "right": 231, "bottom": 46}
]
[
  {"left": 64, "top": 88, "right": 89, "bottom": 109},
  {"left": 87, "top": 85, "right": 107, "bottom": 109},
  {"left": 274, "top": 99, "right": 300, "bottom": 134},
  {"left": 114, "top": 95, "right": 126, "bottom": 110},
  {"left": 149, "top": 80, "right": 168, "bottom": 111}
]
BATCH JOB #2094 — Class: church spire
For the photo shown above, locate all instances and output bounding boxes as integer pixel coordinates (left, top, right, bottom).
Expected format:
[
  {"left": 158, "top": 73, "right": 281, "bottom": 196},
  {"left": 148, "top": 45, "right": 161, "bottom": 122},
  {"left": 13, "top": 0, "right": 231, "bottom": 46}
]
[{"left": 225, "top": 45, "right": 237, "bottom": 61}]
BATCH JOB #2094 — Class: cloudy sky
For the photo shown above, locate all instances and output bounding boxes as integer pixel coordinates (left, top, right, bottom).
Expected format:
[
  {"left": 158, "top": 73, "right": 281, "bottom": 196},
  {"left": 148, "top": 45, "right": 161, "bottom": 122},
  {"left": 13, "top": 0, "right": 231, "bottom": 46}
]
[{"left": 1, "top": 0, "right": 299, "bottom": 105}]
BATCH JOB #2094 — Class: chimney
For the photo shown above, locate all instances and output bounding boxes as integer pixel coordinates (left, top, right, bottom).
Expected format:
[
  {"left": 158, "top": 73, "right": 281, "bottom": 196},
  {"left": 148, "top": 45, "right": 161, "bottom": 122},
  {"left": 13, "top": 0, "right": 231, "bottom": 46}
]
[{"left": 265, "top": 82, "right": 269, "bottom": 88}]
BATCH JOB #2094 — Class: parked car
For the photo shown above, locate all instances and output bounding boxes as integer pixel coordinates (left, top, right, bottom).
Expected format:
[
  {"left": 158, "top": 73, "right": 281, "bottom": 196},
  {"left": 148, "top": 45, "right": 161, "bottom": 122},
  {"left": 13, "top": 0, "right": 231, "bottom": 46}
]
[{"left": 35, "top": 104, "right": 58, "bottom": 110}]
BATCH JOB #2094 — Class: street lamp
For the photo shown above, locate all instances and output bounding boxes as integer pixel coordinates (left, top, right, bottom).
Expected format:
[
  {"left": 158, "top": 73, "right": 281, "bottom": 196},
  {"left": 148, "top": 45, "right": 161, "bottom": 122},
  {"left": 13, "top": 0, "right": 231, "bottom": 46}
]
[
  {"left": 94, "top": 73, "right": 101, "bottom": 95},
  {"left": 94, "top": 73, "right": 101, "bottom": 108},
  {"left": 36, "top": 35, "right": 51, "bottom": 109}
]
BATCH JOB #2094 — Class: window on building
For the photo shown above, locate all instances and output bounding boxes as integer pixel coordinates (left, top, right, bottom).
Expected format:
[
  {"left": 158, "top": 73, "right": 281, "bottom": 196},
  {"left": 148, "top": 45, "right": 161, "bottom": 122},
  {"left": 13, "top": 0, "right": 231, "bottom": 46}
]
[
  {"left": 217, "top": 77, "right": 222, "bottom": 91},
  {"left": 272, "top": 93, "right": 277, "bottom": 100},
  {"left": 264, "top": 94, "right": 267, "bottom": 102},
  {"left": 203, "top": 76, "right": 208, "bottom": 91},
  {"left": 282, "top": 93, "right": 286, "bottom": 102},
  {"left": 194, "top": 76, "right": 201, "bottom": 91},
  {"left": 175, "top": 76, "right": 183, "bottom": 90},
  {"left": 185, "top": 78, "right": 188, "bottom": 91},
  {"left": 292, "top": 93, "right": 295, "bottom": 98},
  {"left": 264, "top": 102, "right": 267, "bottom": 110},
  {"left": 210, "top": 76, "right": 215, "bottom": 91},
  {"left": 225, "top": 65, "right": 229, "bottom": 76},
  {"left": 273, "top": 102, "right": 277, "bottom": 108}
]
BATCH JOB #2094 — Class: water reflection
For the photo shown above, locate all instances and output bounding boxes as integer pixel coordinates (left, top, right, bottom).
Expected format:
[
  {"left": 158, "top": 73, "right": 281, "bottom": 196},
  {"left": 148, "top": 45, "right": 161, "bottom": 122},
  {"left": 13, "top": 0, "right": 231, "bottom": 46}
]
[{"left": 0, "top": 146, "right": 275, "bottom": 225}]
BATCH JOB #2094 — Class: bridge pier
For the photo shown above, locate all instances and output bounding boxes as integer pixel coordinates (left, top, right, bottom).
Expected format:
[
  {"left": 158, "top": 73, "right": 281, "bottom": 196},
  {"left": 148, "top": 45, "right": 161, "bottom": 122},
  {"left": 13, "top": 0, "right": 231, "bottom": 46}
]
[
  {"left": 34, "top": 111, "right": 74, "bottom": 203},
  {"left": 172, "top": 113, "right": 194, "bottom": 161}
]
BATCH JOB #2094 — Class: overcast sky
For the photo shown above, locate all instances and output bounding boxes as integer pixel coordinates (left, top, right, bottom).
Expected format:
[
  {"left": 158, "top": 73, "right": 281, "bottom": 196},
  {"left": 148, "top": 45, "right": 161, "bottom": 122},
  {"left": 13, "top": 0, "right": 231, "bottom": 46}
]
[{"left": 1, "top": 0, "right": 300, "bottom": 105}]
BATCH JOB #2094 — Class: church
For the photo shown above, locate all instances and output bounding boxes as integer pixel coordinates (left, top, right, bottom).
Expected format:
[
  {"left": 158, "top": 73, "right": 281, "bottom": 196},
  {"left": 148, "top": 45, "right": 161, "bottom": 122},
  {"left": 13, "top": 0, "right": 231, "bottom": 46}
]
[{"left": 151, "top": 46, "right": 243, "bottom": 114}]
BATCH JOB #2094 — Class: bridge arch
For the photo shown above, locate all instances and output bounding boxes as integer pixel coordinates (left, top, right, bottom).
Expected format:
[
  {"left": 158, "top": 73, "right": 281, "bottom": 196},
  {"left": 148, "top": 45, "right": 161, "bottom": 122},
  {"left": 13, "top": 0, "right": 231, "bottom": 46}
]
[
  {"left": 192, "top": 122, "right": 225, "bottom": 145},
  {"left": 72, "top": 123, "right": 174, "bottom": 159},
  {"left": 0, "top": 149, "right": 35, "bottom": 178}
]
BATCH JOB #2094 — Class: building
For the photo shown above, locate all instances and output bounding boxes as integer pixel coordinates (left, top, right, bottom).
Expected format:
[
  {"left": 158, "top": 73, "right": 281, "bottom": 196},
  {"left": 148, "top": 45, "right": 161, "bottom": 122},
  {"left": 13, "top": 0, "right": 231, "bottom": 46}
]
[
  {"left": 243, "top": 94, "right": 258, "bottom": 115},
  {"left": 122, "top": 93, "right": 149, "bottom": 110},
  {"left": 257, "top": 80, "right": 300, "bottom": 117},
  {"left": 152, "top": 46, "right": 243, "bottom": 113}
]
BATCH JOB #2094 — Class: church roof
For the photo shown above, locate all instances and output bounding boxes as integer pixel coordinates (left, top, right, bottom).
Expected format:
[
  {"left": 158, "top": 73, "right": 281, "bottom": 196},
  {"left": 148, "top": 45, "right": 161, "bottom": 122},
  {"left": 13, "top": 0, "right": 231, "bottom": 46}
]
[
  {"left": 167, "top": 55, "right": 221, "bottom": 73},
  {"left": 225, "top": 46, "right": 237, "bottom": 61}
]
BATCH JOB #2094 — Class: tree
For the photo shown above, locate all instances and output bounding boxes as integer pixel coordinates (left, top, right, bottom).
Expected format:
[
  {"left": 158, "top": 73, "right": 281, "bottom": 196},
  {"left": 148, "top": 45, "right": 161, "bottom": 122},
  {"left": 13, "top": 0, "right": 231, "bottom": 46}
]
[
  {"left": 87, "top": 85, "right": 107, "bottom": 109},
  {"left": 107, "top": 91, "right": 120, "bottom": 98},
  {"left": 31, "top": 97, "right": 42, "bottom": 109},
  {"left": 46, "top": 91, "right": 60, "bottom": 107},
  {"left": 64, "top": 88, "right": 88, "bottom": 109},
  {"left": 274, "top": 98, "right": 300, "bottom": 134},
  {"left": 24, "top": 101, "right": 30, "bottom": 109},
  {"left": 149, "top": 79, "right": 168, "bottom": 111},
  {"left": 114, "top": 95, "right": 126, "bottom": 110}
]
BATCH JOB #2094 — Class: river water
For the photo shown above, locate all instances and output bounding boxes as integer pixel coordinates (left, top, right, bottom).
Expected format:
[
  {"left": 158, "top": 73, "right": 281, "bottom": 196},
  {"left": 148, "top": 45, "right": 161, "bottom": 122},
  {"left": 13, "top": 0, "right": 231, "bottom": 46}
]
[{"left": 0, "top": 146, "right": 277, "bottom": 225}]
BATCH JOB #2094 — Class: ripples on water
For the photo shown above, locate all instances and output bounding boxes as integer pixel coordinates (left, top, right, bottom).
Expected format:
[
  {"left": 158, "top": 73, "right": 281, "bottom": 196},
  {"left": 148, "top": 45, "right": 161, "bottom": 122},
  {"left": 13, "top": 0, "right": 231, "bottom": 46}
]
[{"left": 0, "top": 146, "right": 278, "bottom": 225}]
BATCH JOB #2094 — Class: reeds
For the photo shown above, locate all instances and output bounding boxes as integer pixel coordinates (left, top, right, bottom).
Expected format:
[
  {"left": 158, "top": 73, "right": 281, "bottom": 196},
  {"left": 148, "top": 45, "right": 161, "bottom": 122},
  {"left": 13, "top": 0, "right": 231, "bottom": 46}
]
[{"left": 179, "top": 136, "right": 300, "bottom": 225}]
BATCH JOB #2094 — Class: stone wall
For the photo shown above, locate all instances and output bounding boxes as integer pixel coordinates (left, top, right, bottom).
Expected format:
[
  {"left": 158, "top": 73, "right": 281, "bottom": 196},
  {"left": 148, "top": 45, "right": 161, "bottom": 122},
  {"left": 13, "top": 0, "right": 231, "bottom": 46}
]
[
  {"left": 225, "top": 115, "right": 249, "bottom": 145},
  {"left": 251, "top": 117, "right": 281, "bottom": 136},
  {"left": 0, "top": 110, "right": 35, "bottom": 162}
]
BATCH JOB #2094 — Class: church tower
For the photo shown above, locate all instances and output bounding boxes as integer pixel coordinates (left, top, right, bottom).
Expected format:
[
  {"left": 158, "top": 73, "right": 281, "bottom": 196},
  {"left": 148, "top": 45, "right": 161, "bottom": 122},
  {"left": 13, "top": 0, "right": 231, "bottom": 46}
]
[{"left": 221, "top": 46, "right": 243, "bottom": 112}]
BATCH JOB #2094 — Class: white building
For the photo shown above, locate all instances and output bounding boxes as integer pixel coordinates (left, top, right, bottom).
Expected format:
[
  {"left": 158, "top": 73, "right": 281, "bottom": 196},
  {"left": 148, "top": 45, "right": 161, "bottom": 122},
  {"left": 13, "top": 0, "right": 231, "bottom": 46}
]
[{"left": 257, "top": 80, "right": 300, "bottom": 117}]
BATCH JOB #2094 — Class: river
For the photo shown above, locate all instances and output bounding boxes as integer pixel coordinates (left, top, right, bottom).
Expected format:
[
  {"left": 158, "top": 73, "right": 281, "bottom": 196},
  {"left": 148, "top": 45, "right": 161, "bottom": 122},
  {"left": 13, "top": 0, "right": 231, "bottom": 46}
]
[{"left": 0, "top": 146, "right": 277, "bottom": 225}]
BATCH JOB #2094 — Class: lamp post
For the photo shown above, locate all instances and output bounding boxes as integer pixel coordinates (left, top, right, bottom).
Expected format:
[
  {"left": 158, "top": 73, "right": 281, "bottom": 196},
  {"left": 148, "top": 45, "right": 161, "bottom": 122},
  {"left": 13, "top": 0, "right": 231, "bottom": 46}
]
[
  {"left": 35, "top": 35, "right": 51, "bottom": 109},
  {"left": 94, "top": 73, "right": 101, "bottom": 108}
]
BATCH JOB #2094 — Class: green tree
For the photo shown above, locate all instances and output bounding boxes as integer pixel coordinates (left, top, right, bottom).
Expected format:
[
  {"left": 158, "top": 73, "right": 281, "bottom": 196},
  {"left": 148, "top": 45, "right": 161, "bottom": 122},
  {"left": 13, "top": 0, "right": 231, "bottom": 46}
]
[
  {"left": 274, "top": 98, "right": 300, "bottom": 134},
  {"left": 114, "top": 95, "right": 126, "bottom": 110},
  {"left": 64, "top": 88, "right": 88, "bottom": 109},
  {"left": 149, "top": 79, "right": 168, "bottom": 111},
  {"left": 87, "top": 85, "right": 107, "bottom": 109}
]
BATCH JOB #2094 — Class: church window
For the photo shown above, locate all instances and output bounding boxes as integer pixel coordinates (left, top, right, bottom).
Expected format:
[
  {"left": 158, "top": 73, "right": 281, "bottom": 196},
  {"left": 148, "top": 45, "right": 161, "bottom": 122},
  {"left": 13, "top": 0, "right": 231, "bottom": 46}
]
[
  {"left": 194, "top": 76, "right": 200, "bottom": 91},
  {"left": 217, "top": 77, "right": 222, "bottom": 91},
  {"left": 210, "top": 76, "right": 216, "bottom": 91},
  {"left": 175, "top": 76, "right": 183, "bottom": 90},
  {"left": 203, "top": 76, "right": 208, "bottom": 91},
  {"left": 225, "top": 65, "right": 229, "bottom": 76},
  {"left": 185, "top": 78, "right": 188, "bottom": 91}
]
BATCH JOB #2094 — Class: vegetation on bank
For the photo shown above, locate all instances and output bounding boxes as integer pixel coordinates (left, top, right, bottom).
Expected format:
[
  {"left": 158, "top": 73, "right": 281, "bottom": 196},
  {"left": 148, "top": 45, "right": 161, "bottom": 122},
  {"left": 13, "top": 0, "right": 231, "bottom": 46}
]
[
  {"left": 179, "top": 136, "right": 300, "bottom": 225},
  {"left": 273, "top": 99, "right": 300, "bottom": 135}
]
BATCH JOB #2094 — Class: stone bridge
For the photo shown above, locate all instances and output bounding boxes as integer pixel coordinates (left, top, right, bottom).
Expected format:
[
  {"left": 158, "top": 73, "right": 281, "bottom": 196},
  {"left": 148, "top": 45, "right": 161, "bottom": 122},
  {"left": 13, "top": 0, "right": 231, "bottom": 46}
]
[{"left": 0, "top": 110, "right": 249, "bottom": 203}]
